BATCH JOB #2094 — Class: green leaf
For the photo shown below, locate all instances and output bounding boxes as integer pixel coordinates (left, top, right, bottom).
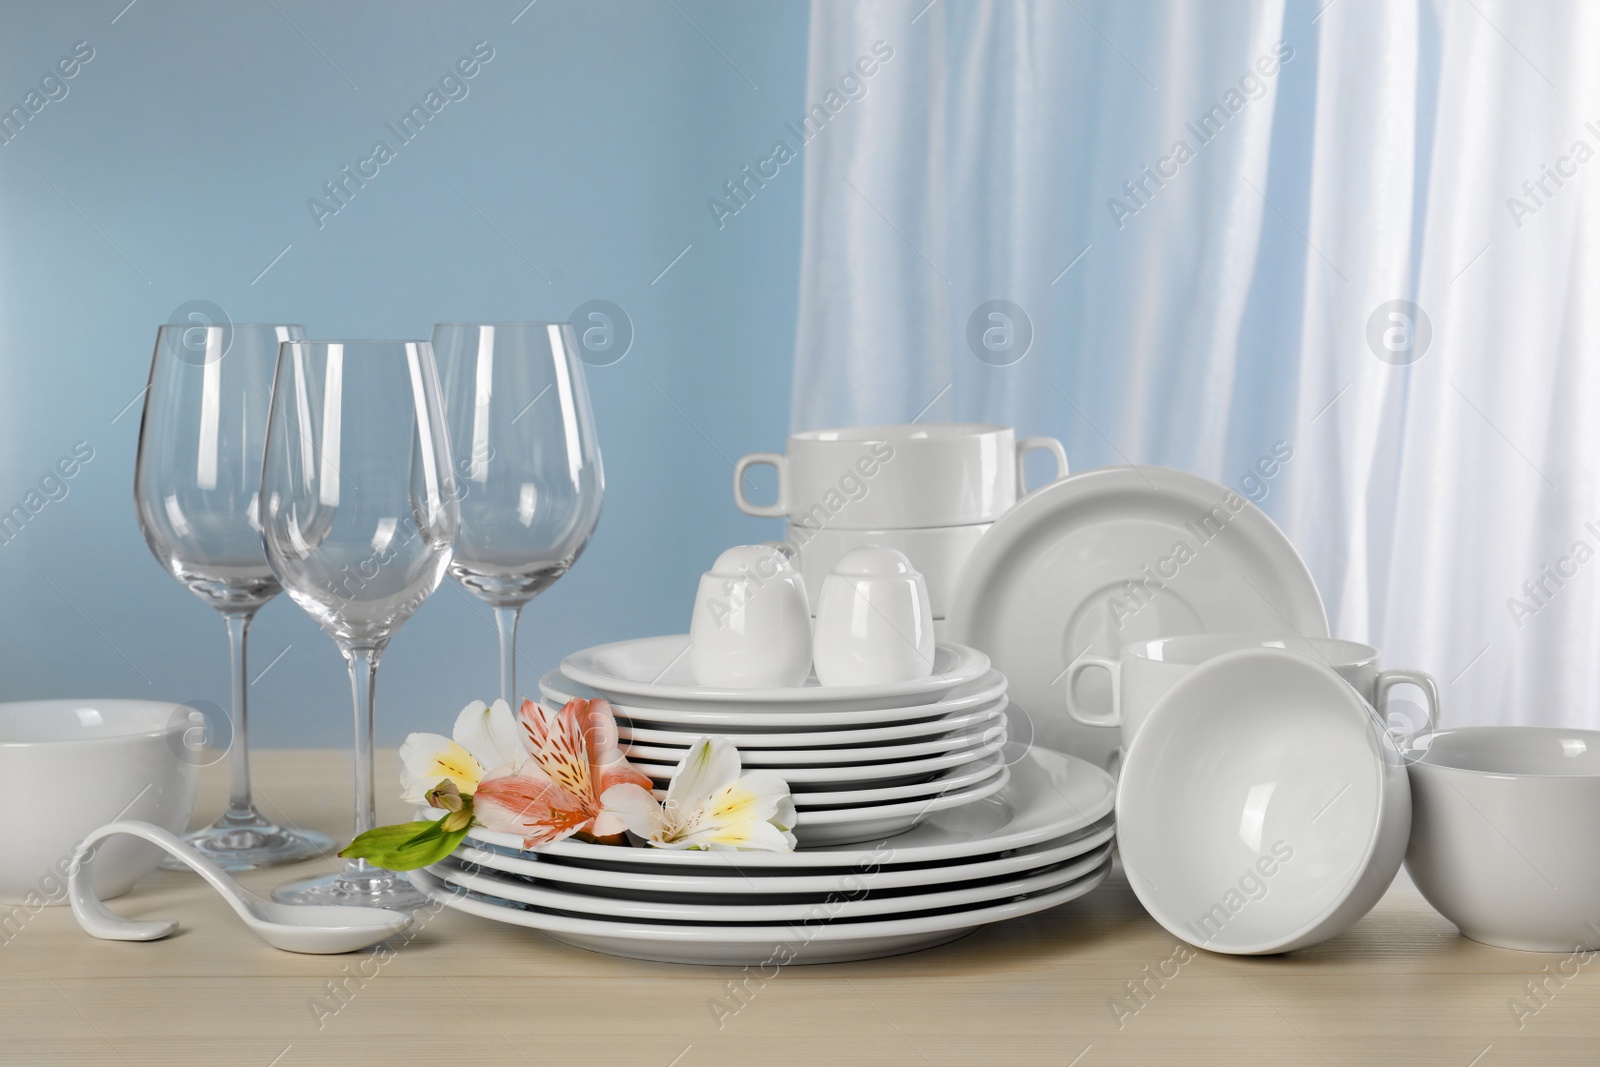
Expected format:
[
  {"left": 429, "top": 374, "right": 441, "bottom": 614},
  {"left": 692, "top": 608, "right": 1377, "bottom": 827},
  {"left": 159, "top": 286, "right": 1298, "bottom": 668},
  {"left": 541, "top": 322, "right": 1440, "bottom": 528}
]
[{"left": 339, "top": 817, "right": 471, "bottom": 871}]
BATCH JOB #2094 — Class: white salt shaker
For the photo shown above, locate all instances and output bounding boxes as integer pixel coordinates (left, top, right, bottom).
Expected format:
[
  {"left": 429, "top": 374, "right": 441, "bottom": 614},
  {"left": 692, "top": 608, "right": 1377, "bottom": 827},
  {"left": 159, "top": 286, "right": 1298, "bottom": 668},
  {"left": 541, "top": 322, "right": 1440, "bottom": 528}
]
[
  {"left": 689, "top": 544, "right": 813, "bottom": 688},
  {"left": 813, "top": 546, "right": 936, "bottom": 687}
]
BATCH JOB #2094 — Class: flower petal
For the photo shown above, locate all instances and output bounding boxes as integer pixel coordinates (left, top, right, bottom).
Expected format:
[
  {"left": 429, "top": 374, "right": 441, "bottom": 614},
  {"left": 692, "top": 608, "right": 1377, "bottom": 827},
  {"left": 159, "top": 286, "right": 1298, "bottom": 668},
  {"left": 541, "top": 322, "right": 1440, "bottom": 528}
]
[
  {"left": 518, "top": 698, "right": 593, "bottom": 799},
  {"left": 582, "top": 699, "right": 654, "bottom": 797},
  {"left": 705, "top": 770, "right": 792, "bottom": 827},
  {"left": 670, "top": 815, "right": 798, "bottom": 852},
  {"left": 662, "top": 736, "right": 742, "bottom": 818},
  {"left": 453, "top": 699, "right": 523, "bottom": 773},
  {"left": 399, "top": 732, "right": 483, "bottom": 804},
  {"left": 474, "top": 765, "right": 595, "bottom": 848},
  {"left": 596, "top": 781, "right": 663, "bottom": 841}
]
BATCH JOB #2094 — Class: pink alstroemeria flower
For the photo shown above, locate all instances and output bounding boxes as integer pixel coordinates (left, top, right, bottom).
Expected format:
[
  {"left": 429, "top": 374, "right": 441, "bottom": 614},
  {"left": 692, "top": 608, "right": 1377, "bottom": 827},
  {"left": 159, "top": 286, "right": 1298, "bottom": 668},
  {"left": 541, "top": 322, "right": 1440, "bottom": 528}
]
[{"left": 473, "top": 697, "right": 654, "bottom": 848}]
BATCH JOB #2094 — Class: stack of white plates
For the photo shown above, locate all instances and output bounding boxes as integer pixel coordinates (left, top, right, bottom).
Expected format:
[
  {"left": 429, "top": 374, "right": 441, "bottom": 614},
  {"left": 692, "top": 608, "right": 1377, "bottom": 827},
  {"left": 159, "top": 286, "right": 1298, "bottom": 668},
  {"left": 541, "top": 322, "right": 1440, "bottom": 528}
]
[
  {"left": 417, "top": 747, "right": 1117, "bottom": 965},
  {"left": 542, "top": 636, "right": 1010, "bottom": 846}
]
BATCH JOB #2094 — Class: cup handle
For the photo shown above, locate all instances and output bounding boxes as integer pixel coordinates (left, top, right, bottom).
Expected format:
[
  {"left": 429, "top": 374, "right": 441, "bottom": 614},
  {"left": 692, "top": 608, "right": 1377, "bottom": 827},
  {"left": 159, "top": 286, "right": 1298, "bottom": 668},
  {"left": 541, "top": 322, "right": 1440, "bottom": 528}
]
[
  {"left": 1064, "top": 654, "right": 1121, "bottom": 727},
  {"left": 1374, "top": 668, "right": 1440, "bottom": 738},
  {"left": 733, "top": 453, "right": 789, "bottom": 517},
  {"left": 1016, "top": 437, "right": 1069, "bottom": 495}
]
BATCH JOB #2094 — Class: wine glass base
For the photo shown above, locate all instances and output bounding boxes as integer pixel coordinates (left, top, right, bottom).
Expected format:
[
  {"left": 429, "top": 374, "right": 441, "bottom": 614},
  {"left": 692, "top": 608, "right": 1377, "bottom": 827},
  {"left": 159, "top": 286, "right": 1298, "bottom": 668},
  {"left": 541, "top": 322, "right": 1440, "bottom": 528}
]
[
  {"left": 161, "top": 811, "right": 334, "bottom": 871},
  {"left": 272, "top": 867, "right": 431, "bottom": 910}
]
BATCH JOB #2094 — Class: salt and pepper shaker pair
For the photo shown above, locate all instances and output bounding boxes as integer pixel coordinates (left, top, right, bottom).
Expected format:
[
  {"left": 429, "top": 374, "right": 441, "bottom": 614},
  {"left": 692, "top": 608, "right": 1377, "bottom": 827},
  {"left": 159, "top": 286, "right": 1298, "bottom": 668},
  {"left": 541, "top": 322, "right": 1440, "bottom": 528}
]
[{"left": 688, "top": 543, "right": 936, "bottom": 689}]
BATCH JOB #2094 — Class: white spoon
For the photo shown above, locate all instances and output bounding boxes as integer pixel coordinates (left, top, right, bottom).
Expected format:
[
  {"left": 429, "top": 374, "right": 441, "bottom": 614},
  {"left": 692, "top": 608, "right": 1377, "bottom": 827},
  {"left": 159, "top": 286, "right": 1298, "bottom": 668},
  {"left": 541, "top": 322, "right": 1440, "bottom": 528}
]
[{"left": 69, "top": 821, "right": 414, "bottom": 954}]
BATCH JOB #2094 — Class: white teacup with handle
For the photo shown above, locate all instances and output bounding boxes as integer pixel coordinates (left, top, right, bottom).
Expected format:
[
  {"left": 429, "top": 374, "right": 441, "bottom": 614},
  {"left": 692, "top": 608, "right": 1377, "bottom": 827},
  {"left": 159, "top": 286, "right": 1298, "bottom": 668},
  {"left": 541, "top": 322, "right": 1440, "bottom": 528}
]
[
  {"left": 734, "top": 423, "right": 1068, "bottom": 529},
  {"left": 1066, "top": 634, "right": 1440, "bottom": 750}
]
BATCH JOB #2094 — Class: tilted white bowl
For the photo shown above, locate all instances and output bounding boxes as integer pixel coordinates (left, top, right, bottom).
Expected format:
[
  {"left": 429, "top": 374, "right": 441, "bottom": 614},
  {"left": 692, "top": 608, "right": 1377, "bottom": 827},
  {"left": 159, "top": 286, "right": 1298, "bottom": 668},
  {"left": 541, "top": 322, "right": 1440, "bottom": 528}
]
[
  {"left": 1116, "top": 648, "right": 1411, "bottom": 954},
  {"left": 1405, "top": 726, "right": 1600, "bottom": 952},
  {"left": 0, "top": 700, "right": 199, "bottom": 906}
]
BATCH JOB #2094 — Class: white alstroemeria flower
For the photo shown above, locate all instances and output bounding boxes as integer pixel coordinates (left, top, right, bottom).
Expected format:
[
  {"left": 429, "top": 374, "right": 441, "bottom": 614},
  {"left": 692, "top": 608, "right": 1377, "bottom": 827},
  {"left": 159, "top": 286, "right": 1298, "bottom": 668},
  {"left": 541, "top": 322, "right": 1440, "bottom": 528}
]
[
  {"left": 604, "top": 736, "right": 797, "bottom": 851},
  {"left": 399, "top": 698, "right": 524, "bottom": 804}
]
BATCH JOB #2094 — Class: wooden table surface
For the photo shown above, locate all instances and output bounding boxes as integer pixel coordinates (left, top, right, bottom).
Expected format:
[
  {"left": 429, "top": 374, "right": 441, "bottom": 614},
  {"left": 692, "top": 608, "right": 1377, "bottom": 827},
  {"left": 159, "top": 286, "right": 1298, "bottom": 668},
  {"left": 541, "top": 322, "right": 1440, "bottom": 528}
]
[{"left": 4, "top": 748, "right": 1597, "bottom": 1066}]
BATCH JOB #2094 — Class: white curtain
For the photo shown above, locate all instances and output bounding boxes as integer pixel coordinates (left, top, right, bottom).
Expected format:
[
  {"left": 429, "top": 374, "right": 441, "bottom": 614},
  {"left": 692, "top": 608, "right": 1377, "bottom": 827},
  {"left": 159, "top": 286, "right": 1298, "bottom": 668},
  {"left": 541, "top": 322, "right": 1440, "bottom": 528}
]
[{"left": 791, "top": 0, "right": 1600, "bottom": 729}]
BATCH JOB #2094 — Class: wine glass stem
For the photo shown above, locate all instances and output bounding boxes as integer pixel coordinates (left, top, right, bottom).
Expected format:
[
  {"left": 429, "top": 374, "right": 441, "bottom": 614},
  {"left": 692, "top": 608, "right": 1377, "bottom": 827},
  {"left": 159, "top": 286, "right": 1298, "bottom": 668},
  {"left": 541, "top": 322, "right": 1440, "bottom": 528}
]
[
  {"left": 345, "top": 646, "right": 382, "bottom": 871},
  {"left": 493, "top": 605, "right": 521, "bottom": 706},
  {"left": 221, "top": 608, "right": 258, "bottom": 820}
]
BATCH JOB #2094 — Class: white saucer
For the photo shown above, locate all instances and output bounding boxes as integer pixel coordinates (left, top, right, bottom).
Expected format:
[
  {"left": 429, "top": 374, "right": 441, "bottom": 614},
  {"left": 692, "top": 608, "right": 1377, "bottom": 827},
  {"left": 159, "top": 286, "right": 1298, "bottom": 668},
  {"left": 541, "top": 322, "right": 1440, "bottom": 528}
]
[
  {"left": 783, "top": 755, "right": 1005, "bottom": 808},
  {"left": 410, "top": 856, "right": 1111, "bottom": 966},
  {"left": 621, "top": 709, "right": 1006, "bottom": 765},
  {"left": 629, "top": 733, "right": 1006, "bottom": 787},
  {"left": 452, "top": 814, "right": 1117, "bottom": 896},
  {"left": 615, "top": 701, "right": 1006, "bottom": 749},
  {"left": 542, "top": 669, "right": 1008, "bottom": 731},
  {"left": 462, "top": 747, "right": 1113, "bottom": 869},
  {"left": 561, "top": 635, "right": 990, "bottom": 709},
  {"left": 948, "top": 466, "right": 1328, "bottom": 769}
]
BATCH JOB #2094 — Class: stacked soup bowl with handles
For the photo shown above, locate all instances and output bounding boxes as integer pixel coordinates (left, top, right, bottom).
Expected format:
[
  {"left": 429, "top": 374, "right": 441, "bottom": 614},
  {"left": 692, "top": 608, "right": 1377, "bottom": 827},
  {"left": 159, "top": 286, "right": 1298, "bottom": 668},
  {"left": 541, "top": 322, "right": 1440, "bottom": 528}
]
[{"left": 733, "top": 424, "right": 1070, "bottom": 632}]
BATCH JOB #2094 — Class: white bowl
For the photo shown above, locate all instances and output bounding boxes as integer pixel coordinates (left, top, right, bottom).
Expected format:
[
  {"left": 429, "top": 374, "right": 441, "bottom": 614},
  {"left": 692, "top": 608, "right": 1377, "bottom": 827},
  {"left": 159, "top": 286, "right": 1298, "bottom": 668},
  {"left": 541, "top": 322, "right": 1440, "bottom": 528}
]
[
  {"left": 787, "top": 522, "right": 991, "bottom": 619},
  {"left": 1406, "top": 726, "right": 1600, "bottom": 952},
  {"left": 1116, "top": 649, "right": 1411, "bottom": 954},
  {"left": 0, "top": 700, "right": 200, "bottom": 905}
]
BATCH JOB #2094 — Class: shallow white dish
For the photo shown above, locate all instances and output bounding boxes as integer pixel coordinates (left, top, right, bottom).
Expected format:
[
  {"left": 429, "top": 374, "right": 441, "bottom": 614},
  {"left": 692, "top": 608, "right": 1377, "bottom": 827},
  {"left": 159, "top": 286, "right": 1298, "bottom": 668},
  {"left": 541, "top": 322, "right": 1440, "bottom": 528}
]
[
  {"left": 543, "top": 669, "right": 1007, "bottom": 732},
  {"left": 453, "top": 815, "right": 1117, "bottom": 896},
  {"left": 629, "top": 733, "right": 1006, "bottom": 787},
  {"left": 615, "top": 702, "right": 1006, "bottom": 749},
  {"left": 1405, "top": 726, "right": 1600, "bottom": 952},
  {"left": 947, "top": 465, "right": 1328, "bottom": 769},
  {"left": 621, "top": 710, "right": 1006, "bottom": 765},
  {"left": 410, "top": 855, "right": 1111, "bottom": 966},
  {"left": 561, "top": 635, "right": 990, "bottom": 709},
  {"left": 1117, "top": 648, "right": 1409, "bottom": 955},
  {"left": 431, "top": 841, "right": 1111, "bottom": 923},
  {"left": 463, "top": 747, "right": 1112, "bottom": 869}
]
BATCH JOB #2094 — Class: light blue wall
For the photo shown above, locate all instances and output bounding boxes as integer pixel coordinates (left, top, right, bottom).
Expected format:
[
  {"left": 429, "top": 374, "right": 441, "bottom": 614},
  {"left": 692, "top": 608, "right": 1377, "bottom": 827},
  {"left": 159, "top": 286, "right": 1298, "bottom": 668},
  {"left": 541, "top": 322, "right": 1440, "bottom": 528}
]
[{"left": 0, "top": 0, "right": 810, "bottom": 745}]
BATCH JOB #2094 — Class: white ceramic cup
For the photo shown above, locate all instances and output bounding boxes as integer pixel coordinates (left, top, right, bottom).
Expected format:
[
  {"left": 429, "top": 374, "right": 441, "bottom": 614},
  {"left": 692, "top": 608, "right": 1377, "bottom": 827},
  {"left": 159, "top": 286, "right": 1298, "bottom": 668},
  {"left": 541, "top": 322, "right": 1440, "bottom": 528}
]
[
  {"left": 689, "top": 544, "right": 813, "bottom": 688},
  {"left": 734, "top": 423, "right": 1068, "bottom": 529},
  {"left": 1405, "top": 726, "right": 1600, "bottom": 952},
  {"left": 1116, "top": 648, "right": 1412, "bottom": 954},
  {"left": 1066, "top": 634, "right": 1440, "bottom": 748},
  {"left": 0, "top": 699, "right": 200, "bottom": 906},
  {"left": 786, "top": 522, "right": 990, "bottom": 620},
  {"left": 812, "top": 546, "right": 936, "bottom": 687}
]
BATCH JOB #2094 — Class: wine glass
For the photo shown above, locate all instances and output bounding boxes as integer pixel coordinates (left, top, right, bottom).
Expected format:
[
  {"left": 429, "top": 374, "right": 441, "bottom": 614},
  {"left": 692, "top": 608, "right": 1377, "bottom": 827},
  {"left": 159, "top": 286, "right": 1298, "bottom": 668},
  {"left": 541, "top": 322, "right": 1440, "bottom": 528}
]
[
  {"left": 431, "top": 323, "right": 603, "bottom": 705},
  {"left": 134, "top": 323, "right": 334, "bottom": 870},
  {"left": 260, "top": 339, "right": 459, "bottom": 908}
]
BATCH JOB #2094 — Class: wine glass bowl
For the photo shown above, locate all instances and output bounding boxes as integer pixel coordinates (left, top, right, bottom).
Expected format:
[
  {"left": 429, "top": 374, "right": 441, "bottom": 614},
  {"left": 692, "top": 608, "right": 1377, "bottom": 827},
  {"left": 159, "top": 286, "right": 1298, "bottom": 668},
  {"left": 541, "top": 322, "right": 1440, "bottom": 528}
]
[
  {"left": 134, "top": 323, "right": 333, "bottom": 869},
  {"left": 260, "top": 339, "right": 459, "bottom": 909},
  {"left": 432, "top": 322, "right": 603, "bottom": 702}
]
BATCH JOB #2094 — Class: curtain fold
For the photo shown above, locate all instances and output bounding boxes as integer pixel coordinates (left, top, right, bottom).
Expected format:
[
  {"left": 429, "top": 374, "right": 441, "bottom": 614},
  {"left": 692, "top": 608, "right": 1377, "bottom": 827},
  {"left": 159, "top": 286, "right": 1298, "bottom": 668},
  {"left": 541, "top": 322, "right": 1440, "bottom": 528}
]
[{"left": 790, "top": 0, "right": 1600, "bottom": 728}]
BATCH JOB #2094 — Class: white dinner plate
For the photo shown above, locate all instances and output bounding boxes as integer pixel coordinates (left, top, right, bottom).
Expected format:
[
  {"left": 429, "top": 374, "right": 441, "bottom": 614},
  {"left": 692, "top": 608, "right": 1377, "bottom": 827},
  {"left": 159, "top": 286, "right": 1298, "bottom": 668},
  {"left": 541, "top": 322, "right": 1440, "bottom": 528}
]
[
  {"left": 542, "top": 669, "right": 1008, "bottom": 732},
  {"left": 629, "top": 733, "right": 1007, "bottom": 788},
  {"left": 451, "top": 814, "right": 1117, "bottom": 896},
  {"left": 561, "top": 635, "right": 991, "bottom": 709},
  {"left": 948, "top": 466, "right": 1328, "bottom": 770},
  {"left": 410, "top": 856, "right": 1111, "bottom": 966},
  {"left": 463, "top": 747, "right": 1113, "bottom": 869},
  {"left": 621, "top": 710, "right": 1006, "bottom": 765},
  {"left": 429, "top": 841, "right": 1112, "bottom": 924},
  {"left": 615, "top": 701, "right": 1007, "bottom": 749}
]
